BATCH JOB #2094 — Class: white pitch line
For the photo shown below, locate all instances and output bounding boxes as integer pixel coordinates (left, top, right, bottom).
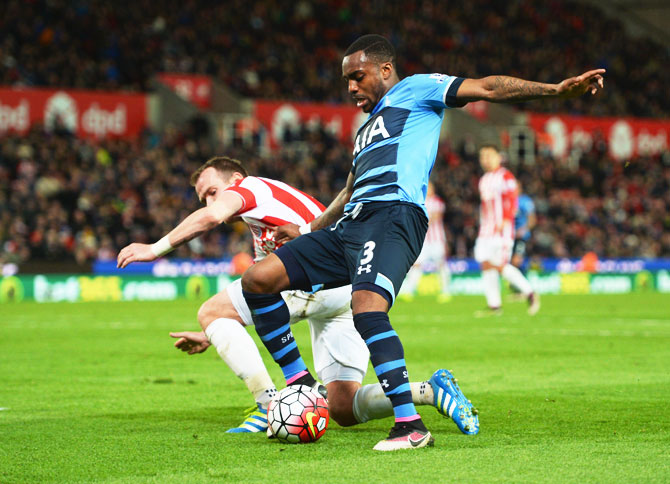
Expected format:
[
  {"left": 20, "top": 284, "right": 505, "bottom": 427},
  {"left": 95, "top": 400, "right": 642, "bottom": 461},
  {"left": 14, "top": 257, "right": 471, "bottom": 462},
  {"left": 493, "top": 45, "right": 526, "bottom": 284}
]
[
  {"left": 393, "top": 314, "right": 670, "bottom": 328},
  {"left": 486, "top": 327, "right": 670, "bottom": 338}
]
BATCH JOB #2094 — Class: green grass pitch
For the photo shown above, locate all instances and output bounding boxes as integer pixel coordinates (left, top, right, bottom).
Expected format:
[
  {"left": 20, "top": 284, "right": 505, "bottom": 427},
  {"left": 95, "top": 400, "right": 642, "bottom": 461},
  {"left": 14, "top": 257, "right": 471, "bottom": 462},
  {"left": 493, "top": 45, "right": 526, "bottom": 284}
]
[{"left": 1, "top": 294, "right": 669, "bottom": 483}]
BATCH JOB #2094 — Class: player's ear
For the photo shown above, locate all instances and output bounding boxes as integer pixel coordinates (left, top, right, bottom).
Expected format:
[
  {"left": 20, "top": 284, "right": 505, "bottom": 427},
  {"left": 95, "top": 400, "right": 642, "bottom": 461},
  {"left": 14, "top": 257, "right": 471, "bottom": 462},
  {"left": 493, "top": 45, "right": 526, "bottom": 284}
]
[
  {"left": 381, "top": 61, "right": 393, "bottom": 80},
  {"left": 226, "top": 171, "right": 243, "bottom": 185}
]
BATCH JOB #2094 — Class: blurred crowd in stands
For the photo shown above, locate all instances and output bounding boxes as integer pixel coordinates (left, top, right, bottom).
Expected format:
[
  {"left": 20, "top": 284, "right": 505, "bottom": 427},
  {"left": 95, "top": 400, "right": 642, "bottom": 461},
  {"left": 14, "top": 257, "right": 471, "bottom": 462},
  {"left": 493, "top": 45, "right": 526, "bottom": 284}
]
[
  {"left": 2, "top": 0, "right": 670, "bottom": 267},
  {"left": 2, "top": 0, "right": 669, "bottom": 118},
  {"left": 2, "top": 124, "right": 669, "bottom": 267},
  {"left": 432, "top": 137, "right": 670, "bottom": 262}
]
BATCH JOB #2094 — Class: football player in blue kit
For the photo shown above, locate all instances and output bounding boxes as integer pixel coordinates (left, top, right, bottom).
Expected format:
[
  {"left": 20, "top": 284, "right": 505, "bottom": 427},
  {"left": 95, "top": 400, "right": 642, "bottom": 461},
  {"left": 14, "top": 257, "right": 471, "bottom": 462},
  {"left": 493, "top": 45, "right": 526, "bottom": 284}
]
[
  {"left": 512, "top": 183, "right": 537, "bottom": 271},
  {"left": 241, "top": 34, "right": 605, "bottom": 450}
]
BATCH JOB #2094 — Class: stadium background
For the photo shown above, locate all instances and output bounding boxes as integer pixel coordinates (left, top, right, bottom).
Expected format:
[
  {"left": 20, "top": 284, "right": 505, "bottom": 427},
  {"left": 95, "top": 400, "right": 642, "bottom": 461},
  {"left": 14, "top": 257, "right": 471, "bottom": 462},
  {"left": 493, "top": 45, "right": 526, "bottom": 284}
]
[
  {"left": 1, "top": 2, "right": 670, "bottom": 483},
  {"left": 1, "top": 0, "right": 669, "bottom": 302}
]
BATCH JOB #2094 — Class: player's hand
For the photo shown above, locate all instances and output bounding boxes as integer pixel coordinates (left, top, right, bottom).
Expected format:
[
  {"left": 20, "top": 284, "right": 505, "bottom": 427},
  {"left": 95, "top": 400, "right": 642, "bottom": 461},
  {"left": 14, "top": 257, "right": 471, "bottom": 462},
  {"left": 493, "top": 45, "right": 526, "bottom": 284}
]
[
  {"left": 117, "top": 243, "right": 157, "bottom": 268},
  {"left": 169, "top": 331, "right": 211, "bottom": 354},
  {"left": 557, "top": 69, "right": 605, "bottom": 98},
  {"left": 275, "top": 223, "right": 301, "bottom": 244}
]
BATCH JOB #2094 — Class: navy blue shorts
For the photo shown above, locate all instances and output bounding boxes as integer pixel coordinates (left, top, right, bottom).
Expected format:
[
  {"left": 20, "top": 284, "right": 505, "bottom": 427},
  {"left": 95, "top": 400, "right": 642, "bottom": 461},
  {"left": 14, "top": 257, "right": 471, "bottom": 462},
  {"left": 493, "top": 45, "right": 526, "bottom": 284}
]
[
  {"left": 513, "top": 239, "right": 527, "bottom": 258},
  {"left": 276, "top": 201, "right": 428, "bottom": 306}
]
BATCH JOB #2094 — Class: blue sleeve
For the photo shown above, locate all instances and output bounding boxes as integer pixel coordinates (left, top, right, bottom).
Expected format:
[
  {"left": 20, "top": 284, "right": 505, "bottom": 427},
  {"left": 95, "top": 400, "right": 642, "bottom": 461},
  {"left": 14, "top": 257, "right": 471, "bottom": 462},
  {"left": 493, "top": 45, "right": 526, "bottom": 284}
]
[
  {"left": 410, "top": 74, "right": 466, "bottom": 109},
  {"left": 526, "top": 197, "right": 535, "bottom": 214}
]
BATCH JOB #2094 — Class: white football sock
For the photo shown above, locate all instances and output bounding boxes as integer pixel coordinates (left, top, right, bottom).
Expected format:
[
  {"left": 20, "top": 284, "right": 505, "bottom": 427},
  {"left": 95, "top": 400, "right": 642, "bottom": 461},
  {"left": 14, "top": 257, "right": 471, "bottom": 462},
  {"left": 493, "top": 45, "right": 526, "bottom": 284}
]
[
  {"left": 411, "top": 381, "right": 434, "bottom": 405},
  {"left": 205, "top": 318, "right": 277, "bottom": 407},
  {"left": 399, "top": 266, "right": 423, "bottom": 296},
  {"left": 502, "top": 264, "right": 532, "bottom": 296},
  {"left": 482, "top": 269, "right": 502, "bottom": 308},
  {"left": 439, "top": 263, "right": 451, "bottom": 295},
  {"left": 352, "top": 381, "right": 434, "bottom": 423}
]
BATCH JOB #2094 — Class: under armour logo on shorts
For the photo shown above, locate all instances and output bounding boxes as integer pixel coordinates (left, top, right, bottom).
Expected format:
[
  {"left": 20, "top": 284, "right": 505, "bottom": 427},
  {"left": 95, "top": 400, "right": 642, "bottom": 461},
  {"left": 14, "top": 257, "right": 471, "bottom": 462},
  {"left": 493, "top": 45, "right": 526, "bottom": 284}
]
[{"left": 357, "top": 264, "right": 372, "bottom": 274}]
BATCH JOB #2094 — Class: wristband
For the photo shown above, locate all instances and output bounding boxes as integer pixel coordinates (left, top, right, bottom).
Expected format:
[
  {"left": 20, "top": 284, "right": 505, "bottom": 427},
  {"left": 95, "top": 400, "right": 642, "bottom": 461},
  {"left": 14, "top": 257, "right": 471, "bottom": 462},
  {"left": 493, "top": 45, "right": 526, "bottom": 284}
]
[
  {"left": 150, "top": 235, "right": 173, "bottom": 257},
  {"left": 298, "top": 223, "right": 312, "bottom": 235}
]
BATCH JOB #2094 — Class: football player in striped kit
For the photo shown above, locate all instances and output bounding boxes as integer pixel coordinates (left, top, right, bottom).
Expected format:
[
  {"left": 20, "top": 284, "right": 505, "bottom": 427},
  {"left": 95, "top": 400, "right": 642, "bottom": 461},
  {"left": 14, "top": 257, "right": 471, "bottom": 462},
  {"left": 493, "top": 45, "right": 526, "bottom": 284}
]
[
  {"left": 117, "top": 156, "right": 468, "bottom": 435},
  {"left": 399, "top": 181, "right": 452, "bottom": 302},
  {"left": 474, "top": 145, "right": 540, "bottom": 316}
]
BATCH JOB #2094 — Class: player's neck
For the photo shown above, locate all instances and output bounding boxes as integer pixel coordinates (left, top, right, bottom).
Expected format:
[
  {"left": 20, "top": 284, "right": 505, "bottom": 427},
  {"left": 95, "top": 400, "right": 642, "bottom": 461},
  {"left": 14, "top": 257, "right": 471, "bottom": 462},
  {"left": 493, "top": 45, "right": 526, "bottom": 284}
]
[{"left": 378, "top": 77, "right": 400, "bottom": 103}]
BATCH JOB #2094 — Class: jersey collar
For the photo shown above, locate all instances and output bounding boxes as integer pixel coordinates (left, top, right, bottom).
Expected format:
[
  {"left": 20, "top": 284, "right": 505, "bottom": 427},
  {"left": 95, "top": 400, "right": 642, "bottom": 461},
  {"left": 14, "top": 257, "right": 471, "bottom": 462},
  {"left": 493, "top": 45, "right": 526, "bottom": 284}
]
[{"left": 369, "top": 78, "right": 406, "bottom": 116}]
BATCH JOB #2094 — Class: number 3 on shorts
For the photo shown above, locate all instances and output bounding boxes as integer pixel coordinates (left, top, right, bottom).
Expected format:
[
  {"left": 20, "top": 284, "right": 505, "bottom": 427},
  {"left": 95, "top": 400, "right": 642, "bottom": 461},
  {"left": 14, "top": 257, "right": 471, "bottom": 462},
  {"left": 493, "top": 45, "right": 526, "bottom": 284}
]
[{"left": 359, "top": 241, "right": 376, "bottom": 266}]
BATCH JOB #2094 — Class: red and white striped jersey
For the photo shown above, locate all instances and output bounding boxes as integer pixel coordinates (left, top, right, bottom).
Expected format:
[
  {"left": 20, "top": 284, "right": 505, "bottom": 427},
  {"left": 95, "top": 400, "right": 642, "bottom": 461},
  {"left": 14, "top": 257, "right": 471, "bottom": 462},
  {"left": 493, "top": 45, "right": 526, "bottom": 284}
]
[
  {"left": 424, "top": 194, "right": 447, "bottom": 247},
  {"left": 225, "top": 176, "right": 326, "bottom": 261},
  {"left": 478, "top": 167, "right": 518, "bottom": 238}
]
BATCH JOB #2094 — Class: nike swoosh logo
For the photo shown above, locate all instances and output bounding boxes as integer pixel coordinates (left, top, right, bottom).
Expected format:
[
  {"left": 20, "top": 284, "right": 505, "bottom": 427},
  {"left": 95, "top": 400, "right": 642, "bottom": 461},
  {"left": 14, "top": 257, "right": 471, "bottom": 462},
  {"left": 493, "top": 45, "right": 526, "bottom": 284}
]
[
  {"left": 408, "top": 432, "right": 429, "bottom": 447},
  {"left": 306, "top": 411, "right": 318, "bottom": 438}
]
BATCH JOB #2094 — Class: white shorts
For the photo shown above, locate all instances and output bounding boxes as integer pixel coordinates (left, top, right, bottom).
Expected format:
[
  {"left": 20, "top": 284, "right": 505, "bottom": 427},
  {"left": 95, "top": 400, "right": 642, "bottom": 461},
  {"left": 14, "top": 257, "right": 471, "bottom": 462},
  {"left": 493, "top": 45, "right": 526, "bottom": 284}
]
[
  {"left": 474, "top": 236, "right": 514, "bottom": 267},
  {"left": 416, "top": 242, "right": 446, "bottom": 269},
  {"left": 226, "top": 279, "right": 369, "bottom": 385}
]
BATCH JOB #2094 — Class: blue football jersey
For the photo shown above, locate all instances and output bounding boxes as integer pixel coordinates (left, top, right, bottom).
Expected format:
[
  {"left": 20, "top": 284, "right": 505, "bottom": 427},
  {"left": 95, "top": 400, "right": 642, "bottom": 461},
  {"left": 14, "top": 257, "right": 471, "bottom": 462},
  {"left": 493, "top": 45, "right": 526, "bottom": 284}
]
[
  {"left": 346, "top": 74, "right": 465, "bottom": 215},
  {"left": 515, "top": 194, "right": 535, "bottom": 240}
]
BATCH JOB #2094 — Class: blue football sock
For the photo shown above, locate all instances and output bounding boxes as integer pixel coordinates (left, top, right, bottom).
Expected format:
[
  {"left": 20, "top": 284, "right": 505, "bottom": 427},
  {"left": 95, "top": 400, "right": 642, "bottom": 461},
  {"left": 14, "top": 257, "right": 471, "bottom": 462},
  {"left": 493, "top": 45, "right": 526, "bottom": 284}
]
[
  {"left": 242, "top": 290, "right": 311, "bottom": 384},
  {"left": 354, "top": 311, "right": 421, "bottom": 423}
]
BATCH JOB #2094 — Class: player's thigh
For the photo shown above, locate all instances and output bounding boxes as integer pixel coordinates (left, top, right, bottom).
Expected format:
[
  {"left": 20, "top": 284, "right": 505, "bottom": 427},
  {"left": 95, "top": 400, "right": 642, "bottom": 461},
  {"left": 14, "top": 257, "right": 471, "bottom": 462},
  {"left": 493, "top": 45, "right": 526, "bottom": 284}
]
[
  {"left": 345, "top": 203, "right": 427, "bottom": 305},
  {"left": 418, "top": 243, "right": 446, "bottom": 269},
  {"left": 200, "top": 271, "right": 356, "bottom": 332},
  {"left": 414, "top": 243, "right": 429, "bottom": 267},
  {"left": 281, "top": 227, "right": 351, "bottom": 289},
  {"left": 203, "top": 278, "right": 250, "bottom": 327},
  {"left": 501, "top": 238, "right": 514, "bottom": 265},
  {"left": 475, "top": 237, "right": 504, "bottom": 266},
  {"left": 241, "top": 253, "right": 290, "bottom": 293},
  {"left": 283, "top": 286, "right": 352, "bottom": 323},
  {"left": 309, "top": 311, "right": 369, "bottom": 386},
  {"left": 284, "top": 285, "right": 352, "bottom": 325},
  {"left": 305, "top": 285, "right": 352, "bottom": 319},
  {"left": 473, "top": 237, "right": 488, "bottom": 263}
]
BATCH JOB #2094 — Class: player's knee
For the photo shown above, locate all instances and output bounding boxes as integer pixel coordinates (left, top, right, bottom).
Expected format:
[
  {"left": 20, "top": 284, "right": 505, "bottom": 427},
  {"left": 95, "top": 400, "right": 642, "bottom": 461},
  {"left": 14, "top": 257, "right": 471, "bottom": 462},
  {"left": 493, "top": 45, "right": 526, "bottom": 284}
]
[
  {"left": 241, "top": 264, "right": 267, "bottom": 293},
  {"left": 325, "top": 381, "right": 360, "bottom": 427},
  {"left": 327, "top": 394, "right": 358, "bottom": 427},
  {"left": 196, "top": 300, "right": 216, "bottom": 329},
  {"left": 481, "top": 261, "right": 502, "bottom": 273},
  {"left": 241, "top": 256, "right": 288, "bottom": 293},
  {"left": 197, "top": 298, "right": 241, "bottom": 330},
  {"left": 351, "top": 289, "right": 389, "bottom": 314}
]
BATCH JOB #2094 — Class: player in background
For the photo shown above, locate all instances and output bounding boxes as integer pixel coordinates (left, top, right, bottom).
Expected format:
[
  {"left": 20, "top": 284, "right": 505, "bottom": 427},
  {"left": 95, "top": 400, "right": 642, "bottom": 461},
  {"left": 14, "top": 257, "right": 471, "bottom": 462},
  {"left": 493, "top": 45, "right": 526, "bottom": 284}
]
[
  {"left": 117, "top": 156, "right": 476, "bottom": 435},
  {"left": 474, "top": 145, "right": 540, "bottom": 316},
  {"left": 509, "top": 182, "right": 536, "bottom": 297},
  {"left": 512, "top": 182, "right": 536, "bottom": 271},
  {"left": 241, "top": 34, "right": 604, "bottom": 450},
  {"left": 399, "top": 181, "right": 451, "bottom": 302}
]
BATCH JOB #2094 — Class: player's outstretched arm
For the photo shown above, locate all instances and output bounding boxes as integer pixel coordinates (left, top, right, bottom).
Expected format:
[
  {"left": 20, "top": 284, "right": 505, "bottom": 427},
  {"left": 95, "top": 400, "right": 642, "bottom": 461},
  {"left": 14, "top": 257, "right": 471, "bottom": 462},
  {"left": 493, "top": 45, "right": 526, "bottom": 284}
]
[
  {"left": 275, "top": 173, "right": 355, "bottom": 243},
  {"left": 456, "top": 69, "right": 605, "bottom": 103},
  {"left": 170, "top": 331, "right": 211, "bottom": 354},
  {"left": 116, "top": 192, "right": 243, "bottom": 268}
]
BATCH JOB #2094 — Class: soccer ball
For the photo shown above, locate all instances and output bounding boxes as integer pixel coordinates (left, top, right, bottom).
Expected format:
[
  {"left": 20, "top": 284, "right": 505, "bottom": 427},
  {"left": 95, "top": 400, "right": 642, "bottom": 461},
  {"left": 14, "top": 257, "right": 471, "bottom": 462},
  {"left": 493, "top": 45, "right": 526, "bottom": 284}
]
[{"left": 267, "top": 385, "right": 329, "bottom": 443}]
